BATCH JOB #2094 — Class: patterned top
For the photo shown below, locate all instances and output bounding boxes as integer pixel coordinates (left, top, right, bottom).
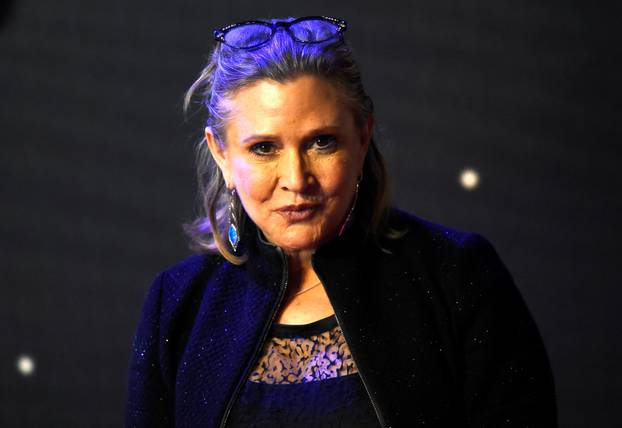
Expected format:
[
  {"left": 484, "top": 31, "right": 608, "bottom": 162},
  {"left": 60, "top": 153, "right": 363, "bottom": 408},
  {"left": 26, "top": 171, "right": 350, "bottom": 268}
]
[
  {"left": 226, "top": 314, "right": 380, "bottom": 427},
  {"left": 248, "top": 314, "right": 359, "bottom": 384}
]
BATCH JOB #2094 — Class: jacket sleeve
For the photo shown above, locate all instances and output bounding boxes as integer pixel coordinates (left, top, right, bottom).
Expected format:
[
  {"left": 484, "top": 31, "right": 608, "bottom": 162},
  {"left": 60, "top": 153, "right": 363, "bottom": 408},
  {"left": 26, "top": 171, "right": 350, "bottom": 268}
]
[
  {"left": 125, "top": 272, "right": 174, "bottom": 428},
  {"left": 457, "top": 233, "right": 557, "bottom": 427}
]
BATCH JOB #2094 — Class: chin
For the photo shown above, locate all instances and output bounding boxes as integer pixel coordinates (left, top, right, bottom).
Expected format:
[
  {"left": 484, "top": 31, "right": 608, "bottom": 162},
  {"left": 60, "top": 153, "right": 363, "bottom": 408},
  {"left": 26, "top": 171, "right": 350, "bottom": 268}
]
[
  {"left": 261, "top": 219, "right": 338, "bottom": 251},
  {"left": 276, "top": 238, "right": 319, "bottom": 253},
  {"left": 279, "top": 231, "right": 338, "bottom": 253}
]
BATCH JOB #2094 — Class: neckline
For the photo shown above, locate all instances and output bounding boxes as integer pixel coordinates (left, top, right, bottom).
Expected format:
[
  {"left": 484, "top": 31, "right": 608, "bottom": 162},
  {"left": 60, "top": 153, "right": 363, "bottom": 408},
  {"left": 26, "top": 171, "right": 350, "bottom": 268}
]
[{"left": 270, "top": 314, "right": 338, "bottom": 338}]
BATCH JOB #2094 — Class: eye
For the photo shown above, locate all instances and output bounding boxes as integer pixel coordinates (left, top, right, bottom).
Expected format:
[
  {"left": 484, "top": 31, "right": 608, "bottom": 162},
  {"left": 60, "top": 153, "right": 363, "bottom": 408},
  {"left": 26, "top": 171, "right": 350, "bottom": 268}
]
[
  {"left": 250, "top": 141, "right": 276, "bottom": 156},
  {"left": 311, "top": 134, "right": 337, "bottom": 151}
]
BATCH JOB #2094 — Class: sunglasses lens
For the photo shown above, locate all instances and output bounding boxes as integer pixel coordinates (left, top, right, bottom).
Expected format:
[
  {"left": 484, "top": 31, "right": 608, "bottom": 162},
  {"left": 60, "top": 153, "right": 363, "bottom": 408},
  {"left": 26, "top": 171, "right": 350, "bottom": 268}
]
[
  {"left": 224, "top": 24, "right": 272, "bottom": 48},
  {"left": 289, "top": 18, "right": 342, "bottom": 43}
]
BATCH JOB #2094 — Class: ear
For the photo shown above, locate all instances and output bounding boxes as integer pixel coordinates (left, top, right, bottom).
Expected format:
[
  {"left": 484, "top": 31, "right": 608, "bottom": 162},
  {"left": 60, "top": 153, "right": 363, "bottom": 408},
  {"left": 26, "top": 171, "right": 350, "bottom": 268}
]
[{"left": 205, "top": 127, "right": 233, "bottom": 188}]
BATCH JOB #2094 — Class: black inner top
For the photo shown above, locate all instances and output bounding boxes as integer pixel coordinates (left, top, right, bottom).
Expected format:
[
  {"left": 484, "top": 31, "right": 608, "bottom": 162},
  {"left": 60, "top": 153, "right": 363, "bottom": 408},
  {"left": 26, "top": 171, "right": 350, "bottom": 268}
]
[{"left": 270, "top": 314, "right": 338, "bottom": 338}]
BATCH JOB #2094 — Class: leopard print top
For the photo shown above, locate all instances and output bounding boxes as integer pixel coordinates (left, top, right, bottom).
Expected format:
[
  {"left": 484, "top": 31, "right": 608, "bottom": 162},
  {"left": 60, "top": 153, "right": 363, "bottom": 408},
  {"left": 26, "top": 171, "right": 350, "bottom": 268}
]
[{"left": 248, "top": 313, "right": 359, "bottom": 384}]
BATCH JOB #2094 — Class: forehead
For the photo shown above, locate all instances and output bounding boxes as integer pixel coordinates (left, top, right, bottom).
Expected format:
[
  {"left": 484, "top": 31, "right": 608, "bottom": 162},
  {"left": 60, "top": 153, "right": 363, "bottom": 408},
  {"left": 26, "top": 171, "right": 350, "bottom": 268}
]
[{"left": 223, "top": 75, "right": 354, "bottom": 139}]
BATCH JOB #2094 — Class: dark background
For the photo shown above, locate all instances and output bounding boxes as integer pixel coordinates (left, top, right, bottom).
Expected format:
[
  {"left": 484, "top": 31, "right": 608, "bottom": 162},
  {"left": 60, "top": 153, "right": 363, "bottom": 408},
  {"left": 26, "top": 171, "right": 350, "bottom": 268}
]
[{"left": 1, "top": 0, "right": 620, "bottom": 426}]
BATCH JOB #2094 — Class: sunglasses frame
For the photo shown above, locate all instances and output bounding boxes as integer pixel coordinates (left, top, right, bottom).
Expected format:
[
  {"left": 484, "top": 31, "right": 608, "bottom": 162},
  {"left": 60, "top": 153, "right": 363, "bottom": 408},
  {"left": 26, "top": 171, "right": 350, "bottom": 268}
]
[{"left": 213, "top": 16, "right": 347, "bottom": 50}]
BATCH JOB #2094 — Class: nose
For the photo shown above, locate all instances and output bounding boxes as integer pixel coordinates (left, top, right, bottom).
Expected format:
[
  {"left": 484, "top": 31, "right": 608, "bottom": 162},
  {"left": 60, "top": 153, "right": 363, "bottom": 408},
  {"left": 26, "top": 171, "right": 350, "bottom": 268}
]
[{"left": 278, "top": 149, "right": 311, "bottom": 193}]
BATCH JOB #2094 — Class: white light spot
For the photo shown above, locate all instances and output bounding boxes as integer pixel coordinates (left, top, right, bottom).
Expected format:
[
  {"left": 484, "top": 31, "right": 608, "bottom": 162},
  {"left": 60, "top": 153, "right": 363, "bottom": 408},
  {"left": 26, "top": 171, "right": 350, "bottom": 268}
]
[
  {"left": 16, "top": 354, "right": 35, "bottom": 376},
  {"left": 460, "top": 168, "right": 480, "bottom": 190}
]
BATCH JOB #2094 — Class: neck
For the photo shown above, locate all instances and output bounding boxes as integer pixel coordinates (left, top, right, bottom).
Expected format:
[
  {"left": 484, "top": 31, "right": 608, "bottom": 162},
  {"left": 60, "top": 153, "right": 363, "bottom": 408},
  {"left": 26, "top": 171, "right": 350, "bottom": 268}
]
[{"left": 284, "top": 249, "right": 318, "bottom": 291}]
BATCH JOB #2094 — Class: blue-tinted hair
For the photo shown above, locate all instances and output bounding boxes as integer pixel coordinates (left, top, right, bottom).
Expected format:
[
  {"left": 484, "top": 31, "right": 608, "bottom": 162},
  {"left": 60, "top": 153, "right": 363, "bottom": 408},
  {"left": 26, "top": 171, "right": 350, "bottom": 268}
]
[{"left": 183, "top": 17, "right": 394, "bottom": 263}]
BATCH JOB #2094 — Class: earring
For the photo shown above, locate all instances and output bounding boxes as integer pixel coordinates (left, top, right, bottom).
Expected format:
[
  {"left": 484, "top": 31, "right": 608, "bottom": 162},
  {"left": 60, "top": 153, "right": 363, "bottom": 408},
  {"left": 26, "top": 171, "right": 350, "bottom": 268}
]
[
  {"left": 338, "top": 175, "right": 361, "bottom": 237},
  {"left": 228, "top": 188, "right": 240, "bottom": 252}
]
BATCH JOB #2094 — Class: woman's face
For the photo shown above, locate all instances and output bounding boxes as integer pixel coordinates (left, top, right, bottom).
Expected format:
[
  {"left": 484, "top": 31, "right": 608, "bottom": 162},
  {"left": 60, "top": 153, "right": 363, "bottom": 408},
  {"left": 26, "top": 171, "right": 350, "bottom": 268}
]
[{"left": 206, "top": 75, "right": 372, "bottom": 253}]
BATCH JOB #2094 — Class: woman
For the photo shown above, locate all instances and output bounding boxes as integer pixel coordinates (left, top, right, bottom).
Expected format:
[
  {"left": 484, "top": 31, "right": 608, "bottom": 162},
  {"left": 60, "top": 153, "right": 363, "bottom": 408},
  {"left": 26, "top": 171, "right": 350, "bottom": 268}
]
[{"left": 125, "top": 16, "right": 557, "bottom": 427}]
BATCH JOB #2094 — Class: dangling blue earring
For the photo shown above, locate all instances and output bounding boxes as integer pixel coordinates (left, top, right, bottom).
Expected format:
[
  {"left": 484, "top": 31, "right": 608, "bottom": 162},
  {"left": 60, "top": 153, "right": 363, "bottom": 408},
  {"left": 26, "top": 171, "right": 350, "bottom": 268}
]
[{"left": 228, "top": 188, "right": 240, "bottom": 252}]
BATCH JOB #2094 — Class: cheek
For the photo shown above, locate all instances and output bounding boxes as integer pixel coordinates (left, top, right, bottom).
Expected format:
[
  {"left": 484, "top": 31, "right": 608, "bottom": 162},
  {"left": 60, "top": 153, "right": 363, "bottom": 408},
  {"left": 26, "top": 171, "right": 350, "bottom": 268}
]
[
  {"left": 319, "top": 156, "right": 358, "bottom": 195},
  {"left": 229, "top": 158, "right": 274, "bottom": 203}
]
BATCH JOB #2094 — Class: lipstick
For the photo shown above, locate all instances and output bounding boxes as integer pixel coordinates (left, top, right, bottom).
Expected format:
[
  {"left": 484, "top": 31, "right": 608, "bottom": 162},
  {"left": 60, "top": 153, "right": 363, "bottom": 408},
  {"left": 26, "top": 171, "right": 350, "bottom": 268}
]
[{"left": 275, "top": 203, "right": 320, "bottom": 222}]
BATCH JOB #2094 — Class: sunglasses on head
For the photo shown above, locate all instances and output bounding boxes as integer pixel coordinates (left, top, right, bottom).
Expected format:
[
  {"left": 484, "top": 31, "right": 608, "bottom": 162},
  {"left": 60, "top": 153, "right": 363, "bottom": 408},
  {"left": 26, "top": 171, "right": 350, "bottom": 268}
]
[{"left": 213, "top": 16, "right": 347, "bottom": 50}]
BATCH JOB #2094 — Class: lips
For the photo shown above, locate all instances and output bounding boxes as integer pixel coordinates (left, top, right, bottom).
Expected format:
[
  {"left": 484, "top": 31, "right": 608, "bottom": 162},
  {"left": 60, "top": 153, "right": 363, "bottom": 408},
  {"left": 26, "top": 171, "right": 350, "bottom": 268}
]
[{"left": 275, "top": 203, "right": 321, "bottom": 222}]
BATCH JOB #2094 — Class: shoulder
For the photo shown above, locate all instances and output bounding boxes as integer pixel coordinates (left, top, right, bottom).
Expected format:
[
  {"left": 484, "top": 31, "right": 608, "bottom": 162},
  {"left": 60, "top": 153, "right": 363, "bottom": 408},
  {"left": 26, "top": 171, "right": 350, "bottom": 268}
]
[
  {"left": 387, "top": 207, "right": 494, "bottom": 256},
  {"left": 144, "top": 252, "right": 227, "bottom": 308},
  {"left": 387, "top": 208, "right": 535, "bottom": 335},
  {"left": 385, "top": 207, "right": 512, "bottom": 300}
]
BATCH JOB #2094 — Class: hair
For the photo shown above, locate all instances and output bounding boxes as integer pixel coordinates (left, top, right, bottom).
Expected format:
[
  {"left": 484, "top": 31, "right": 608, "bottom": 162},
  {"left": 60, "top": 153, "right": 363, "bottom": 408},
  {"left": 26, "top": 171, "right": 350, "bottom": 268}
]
[{"left": 183, "top": 17, "right": 399, "bottom": 264}]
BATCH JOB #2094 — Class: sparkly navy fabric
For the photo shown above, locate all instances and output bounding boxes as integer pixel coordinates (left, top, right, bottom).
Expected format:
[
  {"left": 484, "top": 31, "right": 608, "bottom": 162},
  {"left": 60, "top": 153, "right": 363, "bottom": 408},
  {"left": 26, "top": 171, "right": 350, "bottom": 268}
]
[
  {"left": 125, "top": 209, "right": 557, "bottom": 427},
  {"left": 226, "top": 316, "right": 380, "bottom": 427}
]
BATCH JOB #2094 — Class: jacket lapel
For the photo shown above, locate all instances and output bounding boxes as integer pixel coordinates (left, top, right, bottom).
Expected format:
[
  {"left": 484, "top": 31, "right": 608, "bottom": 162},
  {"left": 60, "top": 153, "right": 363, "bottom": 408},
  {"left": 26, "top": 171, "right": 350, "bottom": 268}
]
[
  {"left": 312, "top": 225, "right": 463, "bottom": 426},
  {"left": 174, "top": 226, "right": 286, "bottom": 426}
]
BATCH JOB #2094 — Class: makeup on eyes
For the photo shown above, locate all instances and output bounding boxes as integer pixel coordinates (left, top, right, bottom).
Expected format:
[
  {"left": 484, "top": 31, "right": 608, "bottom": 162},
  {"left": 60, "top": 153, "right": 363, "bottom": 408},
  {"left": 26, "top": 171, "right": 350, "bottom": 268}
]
[{"left": 247, "top": 133, "right": 339, "bottom": 158}]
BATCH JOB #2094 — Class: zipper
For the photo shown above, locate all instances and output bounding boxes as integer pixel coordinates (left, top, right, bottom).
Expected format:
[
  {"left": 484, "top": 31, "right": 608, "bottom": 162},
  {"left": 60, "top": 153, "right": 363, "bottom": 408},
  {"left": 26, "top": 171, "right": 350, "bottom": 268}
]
[
  {"left": 313, "top": 264, "right": 388, "bottom": 428},
  {"left": 218, "top": 247, "right": 289, "bottom": 428}
]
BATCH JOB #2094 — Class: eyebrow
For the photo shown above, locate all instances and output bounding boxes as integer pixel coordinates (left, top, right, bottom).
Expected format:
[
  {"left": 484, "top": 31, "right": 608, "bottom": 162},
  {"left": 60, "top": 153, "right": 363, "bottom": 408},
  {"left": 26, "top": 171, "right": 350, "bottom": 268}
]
[{"left": 241, "top": 125, "right": 343, "bottom": 144}]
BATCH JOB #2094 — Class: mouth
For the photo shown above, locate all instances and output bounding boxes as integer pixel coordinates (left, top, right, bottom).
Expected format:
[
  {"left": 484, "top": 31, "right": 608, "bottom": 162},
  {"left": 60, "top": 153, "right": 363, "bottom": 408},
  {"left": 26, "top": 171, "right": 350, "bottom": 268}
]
[{"left": 275, "top": 203, "right": 322, "bottom": 222}]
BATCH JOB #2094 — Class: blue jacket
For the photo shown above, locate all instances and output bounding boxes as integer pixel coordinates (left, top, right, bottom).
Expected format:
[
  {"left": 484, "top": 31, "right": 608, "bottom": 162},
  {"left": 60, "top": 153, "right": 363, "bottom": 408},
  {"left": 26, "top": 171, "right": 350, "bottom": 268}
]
[{"left": 125, "top": 209, "right": 557, "bottom": 427}]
